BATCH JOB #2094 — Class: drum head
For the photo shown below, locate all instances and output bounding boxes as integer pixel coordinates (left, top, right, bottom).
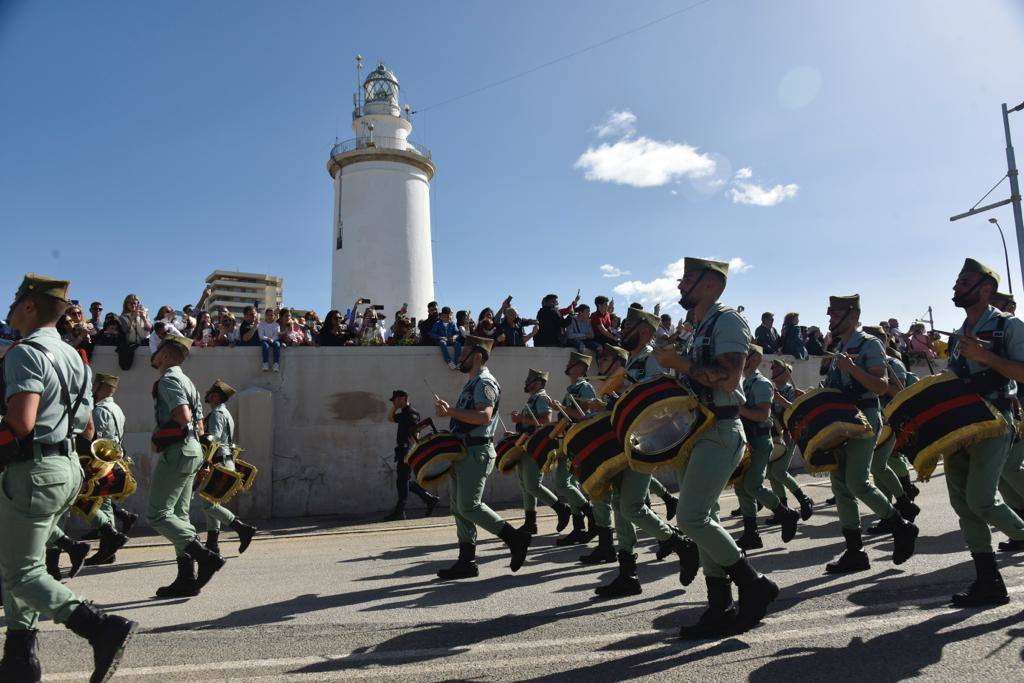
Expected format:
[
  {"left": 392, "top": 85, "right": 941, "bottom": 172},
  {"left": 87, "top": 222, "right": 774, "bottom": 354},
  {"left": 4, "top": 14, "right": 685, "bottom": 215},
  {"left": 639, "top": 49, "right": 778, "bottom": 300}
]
[
  {"left": 627, "top": 404, "right": 696, "bottom": 456},
  {"left": 420, "top": 459, "right": 454, "bottom": 486}
]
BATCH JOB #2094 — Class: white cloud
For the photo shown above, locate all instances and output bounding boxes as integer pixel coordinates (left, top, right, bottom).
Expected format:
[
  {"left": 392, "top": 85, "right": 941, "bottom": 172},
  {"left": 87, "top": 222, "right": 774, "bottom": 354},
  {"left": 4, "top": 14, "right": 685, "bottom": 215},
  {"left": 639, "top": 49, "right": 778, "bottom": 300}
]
[
  {"left": 600, "top": 264, "right": 630, "bottom": 278},
  {"left": 734, "top": 167, "right": 753, "bottom": 179},
  {"left": 728, "top": 181, "right": 799, "bottom": 206},
  {"left": 574, "top": 137, "right": 716, "bottom": 188},
  {"left": 594, "top": 110, "right": 637, "bottom": 138},
  {"left": 613, "top": 257, "right": 752, "bottom": 307}
]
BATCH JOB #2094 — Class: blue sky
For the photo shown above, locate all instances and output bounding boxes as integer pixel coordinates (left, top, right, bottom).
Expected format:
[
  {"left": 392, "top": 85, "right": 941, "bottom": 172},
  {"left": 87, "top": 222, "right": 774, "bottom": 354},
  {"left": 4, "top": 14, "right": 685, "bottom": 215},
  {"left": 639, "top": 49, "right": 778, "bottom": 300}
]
[{"left": 2, "top": 0, "right": 1023, "bottom": 331}]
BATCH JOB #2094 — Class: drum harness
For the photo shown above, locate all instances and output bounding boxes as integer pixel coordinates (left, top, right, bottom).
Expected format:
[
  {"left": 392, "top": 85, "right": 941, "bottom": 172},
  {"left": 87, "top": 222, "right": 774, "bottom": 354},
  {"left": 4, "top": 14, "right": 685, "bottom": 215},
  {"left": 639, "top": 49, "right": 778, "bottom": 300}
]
[
  {"left": 825, "top": 336, "right": 882, "bottom": 414},
  {"left": 741, "top": 371, "right": 773, "bottom": 440},
  {"left": 688, "top": 308, "right": 740, "bottom": 420},
  {"left": 949, "top": 314, "right": 1014, "bottom": 414},
  {"left": 451, "top": 374, "right": 500, "bottom": 447}
]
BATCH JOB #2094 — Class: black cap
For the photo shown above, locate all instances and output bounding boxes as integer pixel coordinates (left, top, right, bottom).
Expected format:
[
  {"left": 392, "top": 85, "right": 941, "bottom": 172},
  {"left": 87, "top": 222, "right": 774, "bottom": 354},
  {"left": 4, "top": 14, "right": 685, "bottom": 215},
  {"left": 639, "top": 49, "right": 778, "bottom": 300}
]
[{"left": 389, "top": 389, "right": 408, "bottom": 401}]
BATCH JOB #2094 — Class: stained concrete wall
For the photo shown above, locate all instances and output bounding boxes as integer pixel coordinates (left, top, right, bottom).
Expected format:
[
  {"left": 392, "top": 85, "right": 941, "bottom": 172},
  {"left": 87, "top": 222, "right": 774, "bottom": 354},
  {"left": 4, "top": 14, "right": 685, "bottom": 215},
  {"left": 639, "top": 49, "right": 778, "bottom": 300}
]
[{"left": 82, "top": 346, "right": 940, "bottom": 526}]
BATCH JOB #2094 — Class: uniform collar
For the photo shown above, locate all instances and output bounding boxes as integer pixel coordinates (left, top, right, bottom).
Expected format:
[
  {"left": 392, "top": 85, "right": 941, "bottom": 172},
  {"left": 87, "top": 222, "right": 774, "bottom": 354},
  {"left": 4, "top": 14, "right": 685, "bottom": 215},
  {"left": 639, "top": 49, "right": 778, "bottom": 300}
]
[
  {"left": 95, "top": 396, "right": 114, "bottom": 407},
  {"left": 162, "top": 365, "right": 183, "bottom": 379},
  {"left": 961, "top": 305, "right": 999, "bottom": 335},
  {"left": 24, "top": 326, "right": 60, "bottom": 342}
]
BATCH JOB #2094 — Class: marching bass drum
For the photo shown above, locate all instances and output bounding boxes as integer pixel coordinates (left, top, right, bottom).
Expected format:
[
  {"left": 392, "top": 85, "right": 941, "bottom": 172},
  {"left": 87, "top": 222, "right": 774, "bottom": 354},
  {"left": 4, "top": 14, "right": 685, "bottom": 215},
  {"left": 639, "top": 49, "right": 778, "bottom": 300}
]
[
  {"left": 783, "top": 387, "right": 873, "bottom": 474},
  {"left": 564, "top": 412, "right": 626, "bottom": 500},
  {"left": 524, "top": 424, "right": 559, "bottom": 468},
  {"left": 198, "top": 464, "right": 244, "bottom": 505},
  {"left": 769, "top": 435, "right": 789, "bottom": 462},
  {"left": 495, "top": 432, "right": 524, "bottom": 475},
  {"left": 878, "top": 371, "right": 1009, "bottom": 481},
  {"left": 610, "top": 375, "right": 715, "bottom": 473},
  {"left": 406, "top": 431, "right": 467, "bottom": 488}
]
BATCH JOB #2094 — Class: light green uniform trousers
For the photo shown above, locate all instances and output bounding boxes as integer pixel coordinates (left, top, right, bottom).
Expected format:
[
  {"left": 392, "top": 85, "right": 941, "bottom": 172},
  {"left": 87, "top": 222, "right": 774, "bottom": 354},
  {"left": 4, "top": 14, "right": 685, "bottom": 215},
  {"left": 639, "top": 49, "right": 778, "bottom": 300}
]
[
  {"left": 676, "top": 418, "right": 745, "bottom": 578},
  {"left": 829, "top": 406, "right": 897, "bottom": 530},
  {"left": 768, "top": 442, "right": 802, "bottom": 500},
  {"left": 889, "top": 452, "right": 912, "bottom": 479},
  {"left": 518, "top": 451, "right": 558, "bottom": 512},
  {"left": 202, "top": 459, "right": 238, "bottom": 532},
  {"left": 648, "top": 477, "right": 668, "bottom": 498},
  {"left": 554, "top": 456, "right": 588, "bottom": 512},
  {"left": 870, "top": 436, "right": 906, "bottom": 500},
  {"left": 450, "top": 444, "right": 505, "bottom": 544},
  {"left": 945, "top": 419, "right": 1024, "bottom": 553},
  {"left": 90, "top": 498, "right": 116, "bottom": 530},
  {"left": 736, "top": 432, "right": 780, "bottom": 516},
  {"left": 611, "top": 469, "right": 672, "bottom": 553},
  {"left": 998, "top": 439, "right": 1024, "bottom": 511},
  {"left": 147, "top": 439, "right": 203, "bottom": 555},
  {"left": 0, "top": 451, "right": 84, "bottom": 630},
  {"left": 592, "top": 496, "right": 613, "bottom": 528}
]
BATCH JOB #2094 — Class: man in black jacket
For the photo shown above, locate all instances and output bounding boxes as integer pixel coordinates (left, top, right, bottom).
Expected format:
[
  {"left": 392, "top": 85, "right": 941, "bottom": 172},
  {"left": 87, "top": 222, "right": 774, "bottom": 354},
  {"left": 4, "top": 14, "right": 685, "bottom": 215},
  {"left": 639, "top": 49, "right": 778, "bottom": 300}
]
[
  {"left": 534, "top": 293, "right": 578, "bottom": 347},
  {"left": 385, "top": 390, "right": 439, "bottom": 520},
  {"left": 754, "top": 312, "right": 780, "bottom": 354}
]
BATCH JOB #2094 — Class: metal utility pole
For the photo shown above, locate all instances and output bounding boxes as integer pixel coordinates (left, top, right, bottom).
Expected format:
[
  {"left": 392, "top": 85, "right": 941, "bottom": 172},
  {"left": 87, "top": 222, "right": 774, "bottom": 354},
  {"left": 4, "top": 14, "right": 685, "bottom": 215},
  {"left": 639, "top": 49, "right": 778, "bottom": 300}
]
[{"left": 950, "top": 100, "right": 1024, "bottom": 288}]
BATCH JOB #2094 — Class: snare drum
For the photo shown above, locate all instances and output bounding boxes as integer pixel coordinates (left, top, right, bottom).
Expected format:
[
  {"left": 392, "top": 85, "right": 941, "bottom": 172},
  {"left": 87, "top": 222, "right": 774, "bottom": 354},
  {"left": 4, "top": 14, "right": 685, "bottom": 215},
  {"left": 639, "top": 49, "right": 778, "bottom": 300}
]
[
  {"left": 79, "top": 459, "right": 137, "bottom": 502},
  {"left": 198, "top": 465, "right": 245, "bottom": 505},
  {"left": 406, "top": 432, "right": 467, "bottom": 488},
  {"left": 495, "top": 432, "right": 523, "bottom": 474},
  {"left": 564, "top": 412, "right": 626, "bottom": 499},
  {"left": 525, "top": 424, "right": 559, "bottom": 468},
  {"left": 610, "top": 375, "right": 715, "bottom": 473},
  {"left": 878, "top": 371, "right": 1009, "bottom": 481},
  {"left": 784, "top": 387, "right": 874, "bottom": 474}
]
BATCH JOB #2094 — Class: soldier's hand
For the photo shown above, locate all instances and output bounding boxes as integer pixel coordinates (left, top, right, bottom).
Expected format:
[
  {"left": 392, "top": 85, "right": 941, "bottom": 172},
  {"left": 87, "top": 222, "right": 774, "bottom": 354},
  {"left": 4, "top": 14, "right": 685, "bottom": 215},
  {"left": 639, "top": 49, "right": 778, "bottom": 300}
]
[
  {"left": 435, "top": 399, "right": 452, "bottom": 417},
  {"left": 834, "top": 352, "right": 857, "bottom": 373},
  {"left": 653, "top": 345, "right": 683, "bottom": 370},
  {"left": 957, "top": 337, "right": 991, "bottom": 363}
]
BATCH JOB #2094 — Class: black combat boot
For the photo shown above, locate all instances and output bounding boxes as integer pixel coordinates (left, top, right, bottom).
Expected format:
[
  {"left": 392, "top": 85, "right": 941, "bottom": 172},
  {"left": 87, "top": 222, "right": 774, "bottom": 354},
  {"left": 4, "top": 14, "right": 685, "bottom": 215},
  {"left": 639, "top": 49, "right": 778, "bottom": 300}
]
[
  {"left": 998, "top": 520, "right": 1024, "bottom": 553},
  {"left": 772, "top": 504, "right": 800, "bottom": 543},
  {"left": 661, "top": 492, "right": 679, "bottom": 521},
  {"left": 894, "top": 496, "right": 920, "bottom": 524},
  {"left": 655, "top": 530, "right": 699, "bottom": 586},
  {"left": 724, "top": 557, "right": 779, "bottom": 632},
  {"left": 552, "top": 501, "right": 572, "bottom": 533},
  {"left": 736, "top": 516, "right": 763, "bottom": 550},
  {"left": 156, "top": 556, "right": 199, "bottom": 598},
  {"left": 498, "top": 523, "right": 531, "bottom": 572},
  {"left": 595, "top": 551, "right": 642, "bottom": 598},
  {"left": 518, "top": 511, "right": 538, "bottom": 535},
  {"left": 79, "top": 528, "right": 101, "bottom": 541},
  {"left": 64, "top": 602, "right": 138, "bottom": 683},
  {"left": 795, "top": 490, "right": 814, "bottom": 521},
  {"left": 205, "top": 530, "right": 221, "bottom": 555},
  {"left": 678, "top": 577, "right": 739, "bottom": 640},
  {"left": 184, "top": 539, "right": 226, "bottom": 590},
  {"left": 580, "top": 502, "right": 598, "bottom": 543},
  {"left": 826, "top": 528, "right": 870, "bottom": 574},
  {"left": 825, "top": 496, "right": 836, "bottom": 505},
  {"left": 579, "top": 527, "right": 616, "bottom": 564},
  {"left": 420, "top": 491, "right": 440, "bottom": 517},
  {"left": 436, "top": 543, "right": 479, "bottom": 580},
  {"left": 383, "top": 505, "right": 406, "bottom": 521},
  {"left": 0, "top": 629, "right": 41, "bottom": 682},
  {"left": 55, "top": 536, "right": 90, "bottom": 579},
  {"left": 230, "top": 519, "right": 257, "bottom": 554},
  {"left": 763, "top": 495, "right": 786, "bottom": 526},
  {"left": 83, "top": 523, "right": 128, "bottom": 566},
  {"left": 45, "top": 548, "right": 63, "bottom": 582},
  {"left": 112, "top": 505, "right": 139, "bottom": 534},
  {"left": 556, "top": 512, "right": 588, "bottom": 546},
  {"left": 898, "top": 474, "right": 920, "bottom": 501},
  {"left": 891, "top": 513, "right": 919, "bottom": 565},
  {"left": 952, "top": 552, "right": 1010, "bottom": 607}
]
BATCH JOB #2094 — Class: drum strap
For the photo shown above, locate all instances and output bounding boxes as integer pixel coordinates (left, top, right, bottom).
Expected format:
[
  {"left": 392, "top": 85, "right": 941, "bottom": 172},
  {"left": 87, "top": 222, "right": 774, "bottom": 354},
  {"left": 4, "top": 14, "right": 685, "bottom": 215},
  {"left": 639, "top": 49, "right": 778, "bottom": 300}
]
[
  {"left": 21, "top": 341, "right": 88, "bottom": 445},
  {"left": 951, "top": 315, "right": 1010, "bottom": 396},
  {"left": 688, "top": 309, "right": 727, "bottom": 405}
]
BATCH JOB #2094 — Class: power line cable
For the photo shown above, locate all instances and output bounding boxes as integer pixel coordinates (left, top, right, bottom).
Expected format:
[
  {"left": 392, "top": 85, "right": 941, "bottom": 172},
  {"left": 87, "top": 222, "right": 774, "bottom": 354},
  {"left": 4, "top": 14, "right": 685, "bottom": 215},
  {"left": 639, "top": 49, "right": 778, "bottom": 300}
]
[{"left": 412, "top": 0, "right": 717, "bottom": 114}]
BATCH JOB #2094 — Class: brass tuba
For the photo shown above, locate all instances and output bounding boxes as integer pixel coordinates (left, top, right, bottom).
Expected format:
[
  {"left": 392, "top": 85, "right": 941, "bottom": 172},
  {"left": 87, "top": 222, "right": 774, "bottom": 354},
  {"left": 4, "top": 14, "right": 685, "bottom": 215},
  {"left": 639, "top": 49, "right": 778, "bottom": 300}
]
[{"left": 90, "top": 438, "right": 123, "bottom": 463}]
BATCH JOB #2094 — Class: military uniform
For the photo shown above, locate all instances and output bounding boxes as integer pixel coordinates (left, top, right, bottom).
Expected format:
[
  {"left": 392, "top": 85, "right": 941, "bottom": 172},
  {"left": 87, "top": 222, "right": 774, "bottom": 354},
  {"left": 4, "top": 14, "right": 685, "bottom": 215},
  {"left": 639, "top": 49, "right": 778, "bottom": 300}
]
[
  {"left": 944, "top": 260, "right": 1024, "bottom": 604},
  {"left": 821, "top": 295, "right": 917, "bottom": 575},
  {"left": 436, "top": 336, "right": 530, "bottom": 579},
  {"left": 0, "top": 274, "right": 136, "bottom": 683},
  {"left": 554, "top": 352, "right": 598, "bottom": 546},
  {"left": 514, "top": 369, "right": 570, "bottom": 534},
  {"left": 765, "top": 362, "right": 814, "bottom": 520},
  {"left": 200, "top": 380, "right": 257, "bottom": 556}
]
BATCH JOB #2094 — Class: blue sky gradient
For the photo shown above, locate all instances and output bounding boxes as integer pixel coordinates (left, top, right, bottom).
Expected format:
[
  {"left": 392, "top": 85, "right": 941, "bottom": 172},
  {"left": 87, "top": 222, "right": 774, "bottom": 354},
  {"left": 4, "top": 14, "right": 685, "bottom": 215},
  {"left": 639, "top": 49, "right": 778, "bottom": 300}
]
[{"left": 3, "top": 0, "right": 1023, "bottom": 330}]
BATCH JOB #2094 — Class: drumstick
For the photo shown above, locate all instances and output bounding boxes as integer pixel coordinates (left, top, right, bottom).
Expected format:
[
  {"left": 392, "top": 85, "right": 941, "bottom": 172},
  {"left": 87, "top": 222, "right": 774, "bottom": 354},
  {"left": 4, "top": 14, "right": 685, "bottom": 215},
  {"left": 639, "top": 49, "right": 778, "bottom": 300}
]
[
  {"left": 497, "top": 414, "right": 509, "bottom": 434},
  {"left": 422, "top": 378, "right": 442, "bottom": 403},
  {"left": 931, "top": 329, "right": 993, "bottom": 348},
  {"left": 566, "top": 393, "right": 586, "bottom": 416},
  {"left": 524, "top": 403, "right": 542, "bottom": 427}
]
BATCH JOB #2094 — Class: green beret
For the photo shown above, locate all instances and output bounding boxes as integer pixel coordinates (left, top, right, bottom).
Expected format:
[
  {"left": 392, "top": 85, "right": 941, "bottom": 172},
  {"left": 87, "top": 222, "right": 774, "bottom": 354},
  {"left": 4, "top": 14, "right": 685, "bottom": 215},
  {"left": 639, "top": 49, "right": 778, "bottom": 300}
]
[
  {"left": 464, "top": 335, "right": 493, "bottom": 355},
  {"left": 526, "top": 368, "right": 549, "bottom": 384},
  {"left": 17, "top": 273, "right": 70, "bottom": 303},
  {"left": 993, "top": 291, "right": 1014, "bottom": 304},
  {"left": 829, "top": 294, "right": 860, "bottom": 311},
  {"left": 603, "top": 344, "right": 629, "bottom": 364},
  {"left": 961, "top": 258, "right": 1000, "bottom": 285},
  {"left": 683, "top": 257, "right": 730, "bottom": 280},
  {"left": 625, "top": 306, "right": 660, "bottom": 330},
  {"left": 568, "top": 351, "right": 592, "bottom": 368},
  {"left": 160, "top": 335, "right": 193, "bottom": 356},
  {"left": 861, "top": 325, "right": 884, "bottom": 338},
  {"left": 748, "top": 343, "right": 764, "bottom": 357},
  {"left": 95, "top": 373, "right": 119, "bottom": 389},
  {"left": 210, "top": 379, "right": 236, "bottom": 399},
  {"left": 770, "top": 358, "right": 793, "bottom": 375}
]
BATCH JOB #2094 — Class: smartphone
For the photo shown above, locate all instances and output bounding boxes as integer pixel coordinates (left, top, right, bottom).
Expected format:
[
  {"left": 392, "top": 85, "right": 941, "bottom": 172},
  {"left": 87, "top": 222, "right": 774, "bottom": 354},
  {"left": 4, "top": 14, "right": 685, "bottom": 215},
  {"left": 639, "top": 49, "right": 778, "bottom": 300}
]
[
  {"left": 372, "top": 304, "right": 385, "bottom": 311},
  {"left": 70, "top": 299, "right": 80, "bottom": 306}
]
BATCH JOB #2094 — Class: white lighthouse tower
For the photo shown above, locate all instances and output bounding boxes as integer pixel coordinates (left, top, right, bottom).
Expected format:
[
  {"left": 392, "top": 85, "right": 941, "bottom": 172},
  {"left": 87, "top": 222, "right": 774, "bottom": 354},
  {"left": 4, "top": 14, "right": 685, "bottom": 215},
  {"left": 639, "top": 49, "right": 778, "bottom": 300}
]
[{"left": 328, "top": 57, "right": 436, "bottom": 319}]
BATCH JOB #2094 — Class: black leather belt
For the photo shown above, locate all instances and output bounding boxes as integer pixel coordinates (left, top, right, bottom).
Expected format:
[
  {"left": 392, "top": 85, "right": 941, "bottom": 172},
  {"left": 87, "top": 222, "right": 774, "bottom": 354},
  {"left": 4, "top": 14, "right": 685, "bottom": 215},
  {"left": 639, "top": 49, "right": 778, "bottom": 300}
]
[
  {"left": 992, "top": 397, "right": 1013, "bottom": 412},
  {"left": 463, "top": 436, "right": 493, "bottom": 447},
  {"left": 712, "top": 406, "right": 740, "bottom": 419},
  {"left": 35, "top": 441, "right": 70, "bottom": 457}
]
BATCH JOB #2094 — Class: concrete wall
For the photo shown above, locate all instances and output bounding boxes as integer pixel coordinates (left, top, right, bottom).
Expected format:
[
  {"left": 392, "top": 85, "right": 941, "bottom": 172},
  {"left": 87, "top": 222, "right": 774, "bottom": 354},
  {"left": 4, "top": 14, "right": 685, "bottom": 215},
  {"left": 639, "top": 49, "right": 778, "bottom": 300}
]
[{"left": 83, "top": 346, "right": 941, "bottom": 526}]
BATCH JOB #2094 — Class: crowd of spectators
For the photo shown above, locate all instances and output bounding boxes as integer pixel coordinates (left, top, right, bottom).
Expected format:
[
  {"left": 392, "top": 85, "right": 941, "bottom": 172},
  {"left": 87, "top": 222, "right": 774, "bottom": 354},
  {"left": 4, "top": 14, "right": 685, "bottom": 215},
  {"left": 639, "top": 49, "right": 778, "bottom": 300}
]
[{"left": 0, "top": 286, "right": 952, "bottom": 373}]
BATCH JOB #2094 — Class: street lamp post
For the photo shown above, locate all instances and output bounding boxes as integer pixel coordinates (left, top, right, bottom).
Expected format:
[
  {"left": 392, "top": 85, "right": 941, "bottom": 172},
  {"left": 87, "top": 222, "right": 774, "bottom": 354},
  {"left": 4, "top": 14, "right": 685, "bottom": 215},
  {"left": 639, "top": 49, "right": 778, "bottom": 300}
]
[{"left": 989, "top": 218, "right": 1013, "bottom": 293}]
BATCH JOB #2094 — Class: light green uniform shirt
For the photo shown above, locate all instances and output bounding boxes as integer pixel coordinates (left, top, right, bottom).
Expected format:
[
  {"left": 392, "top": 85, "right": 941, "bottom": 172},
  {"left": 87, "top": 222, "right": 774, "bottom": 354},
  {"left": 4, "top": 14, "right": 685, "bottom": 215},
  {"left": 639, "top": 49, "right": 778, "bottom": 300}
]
[
  {"left": 686, "top": 302, "right": 751, "bottom": 407},
  {"left": 824, "top": 328, "right": 886, "bottom": 400},
  {"left": 624, "top": 343, "right": 668, "bottom": 388},
  {"left": 450, "top": 367, "right": 501, "bottom": 439},
  {"left": 154, "top": 365, "right": 203, "bottom": 428},
  {"left": 205, "top": 402, "right": 235, "bottom": 461},
  {"left": 949, "top": 305, "right": 1024, "bottom": 401},
  {"left": 93, "top": 396, "right": 125, "bottom": 444},
  {"left": 743, "top": 369, "right": 774, "bottom": 429},
  {"left": 563, "top": 378, "right": 597, "bottom": 410},
  {"left": 3, "top": 327, "right": 92, "bottom": 445}
]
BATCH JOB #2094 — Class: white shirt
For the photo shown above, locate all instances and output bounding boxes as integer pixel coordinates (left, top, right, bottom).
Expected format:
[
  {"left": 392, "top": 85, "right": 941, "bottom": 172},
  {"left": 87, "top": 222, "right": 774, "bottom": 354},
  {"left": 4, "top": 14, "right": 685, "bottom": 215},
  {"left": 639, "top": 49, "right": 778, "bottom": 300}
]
[
  {"left": 149, "top": 326, "right": 186, "bottom": 355},
  {"left": 258, "top": 321, "right": 280, "bottom": 342}
]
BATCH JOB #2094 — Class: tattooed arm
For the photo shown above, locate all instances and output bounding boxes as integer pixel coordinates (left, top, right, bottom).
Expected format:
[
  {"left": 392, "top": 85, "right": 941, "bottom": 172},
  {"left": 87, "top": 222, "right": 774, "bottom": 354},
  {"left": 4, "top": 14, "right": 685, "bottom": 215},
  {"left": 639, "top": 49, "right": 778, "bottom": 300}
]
[{"left": 688, "top": 352, "right": 746, "bottom": 393}]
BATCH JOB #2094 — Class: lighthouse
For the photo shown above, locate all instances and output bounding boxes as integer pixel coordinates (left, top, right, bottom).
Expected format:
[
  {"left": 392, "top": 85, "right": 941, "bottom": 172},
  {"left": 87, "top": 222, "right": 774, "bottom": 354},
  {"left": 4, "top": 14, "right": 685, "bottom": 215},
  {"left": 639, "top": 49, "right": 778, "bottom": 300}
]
[{"left": 327, "top": 57, "right": 436, "bottom": 318}]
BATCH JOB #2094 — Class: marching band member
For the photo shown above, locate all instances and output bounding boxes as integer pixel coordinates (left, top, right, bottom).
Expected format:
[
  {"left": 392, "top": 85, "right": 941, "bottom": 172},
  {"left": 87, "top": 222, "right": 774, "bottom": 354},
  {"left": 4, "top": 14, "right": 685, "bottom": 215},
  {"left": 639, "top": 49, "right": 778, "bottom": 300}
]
[
  {"left": 0, "top": 274, "right": 136, "bottom": 683},
  {"left": 946, "top": 259, "right": 1024, "bottom": 604},
  {"left": 510, "top": 368, "right": 571, "bottom": 536},
  {"left": 989, "top": 291, "right": 1024, "bottom": 551},
  {"left": 148, "top": 335, "right": 226, "bottom": 597},
  {"left": 552, "top": 351, "right": 598, "bottom": 546},
  {"left": 434, "top": 335, "right": 531, "bottom": 579},
  {"left": 765, "top": 360, "right": 814, "bottom": 522},
  {"left": 817, "top": 295, "right": 918, "bottom": 574},
  {"left": 734, "top": 345, "right": 800, "bottom": 550},
  {"left": 596, "top": 307, "right": 697, "bottom": 599},
  {"left": 200, "top": 380, "right": 257, "bottom": 556},
  {"left": 653, "top": 258, "right": 780, "bottom": 639}
]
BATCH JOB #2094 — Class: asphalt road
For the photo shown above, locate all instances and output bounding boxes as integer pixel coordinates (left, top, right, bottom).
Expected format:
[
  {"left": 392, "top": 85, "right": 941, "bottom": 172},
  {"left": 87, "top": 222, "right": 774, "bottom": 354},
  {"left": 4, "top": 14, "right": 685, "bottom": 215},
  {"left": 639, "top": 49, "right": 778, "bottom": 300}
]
[{"left": 14, "top": 470, "right": 1024, "bottom": 682}]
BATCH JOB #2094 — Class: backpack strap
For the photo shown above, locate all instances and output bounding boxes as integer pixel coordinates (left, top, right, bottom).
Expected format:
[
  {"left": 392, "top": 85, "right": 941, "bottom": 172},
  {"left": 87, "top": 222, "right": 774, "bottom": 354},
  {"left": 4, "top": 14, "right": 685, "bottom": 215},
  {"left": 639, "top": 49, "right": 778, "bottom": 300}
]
[{"left": 20, "top": 340, "right": 88, "bottom": 442}]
